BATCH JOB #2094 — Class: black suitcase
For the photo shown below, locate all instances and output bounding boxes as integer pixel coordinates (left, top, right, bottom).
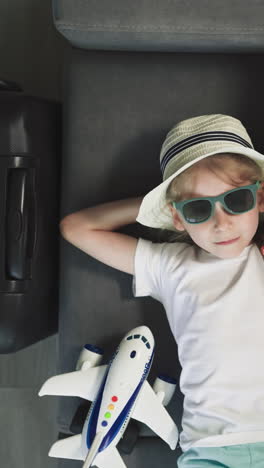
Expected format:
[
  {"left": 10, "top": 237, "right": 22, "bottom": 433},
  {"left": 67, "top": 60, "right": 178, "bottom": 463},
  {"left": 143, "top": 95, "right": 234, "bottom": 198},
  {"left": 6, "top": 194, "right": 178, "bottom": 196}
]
[{"left": 0, "top": 80, "right": 61, "bottom": 353}]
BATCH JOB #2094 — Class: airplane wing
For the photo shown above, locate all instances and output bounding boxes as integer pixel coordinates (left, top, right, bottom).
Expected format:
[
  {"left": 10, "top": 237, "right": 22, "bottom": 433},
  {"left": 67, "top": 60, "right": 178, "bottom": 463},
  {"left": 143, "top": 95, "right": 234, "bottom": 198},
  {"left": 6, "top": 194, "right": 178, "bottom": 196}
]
[
  {"left": 131, "top": 380, "right": 179, "bottom": 449},
  {"left": 39, "top": 365, "right": 108, "bottom": 400}
]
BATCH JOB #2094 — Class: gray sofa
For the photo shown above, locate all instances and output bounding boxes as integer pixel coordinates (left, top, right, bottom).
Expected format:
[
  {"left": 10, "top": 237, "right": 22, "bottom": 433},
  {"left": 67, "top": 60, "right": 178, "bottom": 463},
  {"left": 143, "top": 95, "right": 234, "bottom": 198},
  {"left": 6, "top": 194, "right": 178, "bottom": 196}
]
[{"left": 53, "top": 1, "right": 264, "bottom": 467}]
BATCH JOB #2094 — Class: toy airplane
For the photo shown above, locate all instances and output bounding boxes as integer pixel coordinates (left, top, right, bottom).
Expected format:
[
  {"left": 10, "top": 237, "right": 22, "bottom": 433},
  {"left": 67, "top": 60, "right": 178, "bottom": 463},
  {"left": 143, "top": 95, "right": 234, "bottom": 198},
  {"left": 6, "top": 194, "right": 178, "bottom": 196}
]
[{"left": 39, "top": 325, "right": 179, "bottom": 468}]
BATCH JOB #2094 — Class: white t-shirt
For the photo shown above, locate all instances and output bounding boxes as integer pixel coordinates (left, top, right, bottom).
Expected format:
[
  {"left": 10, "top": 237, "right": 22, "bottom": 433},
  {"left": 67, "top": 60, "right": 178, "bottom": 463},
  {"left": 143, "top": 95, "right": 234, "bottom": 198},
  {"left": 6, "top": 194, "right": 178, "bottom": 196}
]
[{"left": 133, "top": 238, "right": 264, "bottom": 452}]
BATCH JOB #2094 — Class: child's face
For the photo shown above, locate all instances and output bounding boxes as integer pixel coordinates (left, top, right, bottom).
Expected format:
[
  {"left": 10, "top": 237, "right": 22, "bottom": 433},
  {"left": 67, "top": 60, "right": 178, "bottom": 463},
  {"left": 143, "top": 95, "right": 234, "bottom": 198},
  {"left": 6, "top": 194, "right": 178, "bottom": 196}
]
[{"left": 169, "top": 168, "right": 264, "bottom": 259}]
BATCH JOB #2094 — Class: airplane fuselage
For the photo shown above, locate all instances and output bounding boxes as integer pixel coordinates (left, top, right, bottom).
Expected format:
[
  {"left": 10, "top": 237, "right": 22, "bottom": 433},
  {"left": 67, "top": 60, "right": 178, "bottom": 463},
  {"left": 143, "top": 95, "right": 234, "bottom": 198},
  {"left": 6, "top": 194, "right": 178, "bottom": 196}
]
[{"left": 80, "top": 326, "right": 155, "bottom": 459}]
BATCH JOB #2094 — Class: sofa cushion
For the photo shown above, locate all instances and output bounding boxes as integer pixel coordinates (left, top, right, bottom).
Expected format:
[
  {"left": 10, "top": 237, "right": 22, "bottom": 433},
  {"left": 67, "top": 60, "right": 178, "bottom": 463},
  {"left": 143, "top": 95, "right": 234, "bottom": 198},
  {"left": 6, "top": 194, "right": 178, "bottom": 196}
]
[{"left": 53, "top": 0, "right": 264, "bottom": 51}]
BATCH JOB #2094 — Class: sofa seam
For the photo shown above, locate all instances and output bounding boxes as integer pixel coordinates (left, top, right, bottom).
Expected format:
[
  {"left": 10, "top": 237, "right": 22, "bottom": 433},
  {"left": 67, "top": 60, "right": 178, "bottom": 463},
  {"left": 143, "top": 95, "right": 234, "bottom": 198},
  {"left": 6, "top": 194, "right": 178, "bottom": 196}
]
[{"left": 55, "top": 22, "right": 264, "bottom": 34}]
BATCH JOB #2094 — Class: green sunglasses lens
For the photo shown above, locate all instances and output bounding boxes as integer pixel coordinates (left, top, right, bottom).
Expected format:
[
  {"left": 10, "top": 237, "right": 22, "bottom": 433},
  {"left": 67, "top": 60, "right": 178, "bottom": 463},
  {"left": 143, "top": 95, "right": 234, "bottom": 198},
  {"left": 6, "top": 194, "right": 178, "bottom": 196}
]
[
  {"left": 225, "top": 188, "right": 254, "bottom": 213},
  {"left": 183, "top": 199, "right": 211, "bottom": 223}
]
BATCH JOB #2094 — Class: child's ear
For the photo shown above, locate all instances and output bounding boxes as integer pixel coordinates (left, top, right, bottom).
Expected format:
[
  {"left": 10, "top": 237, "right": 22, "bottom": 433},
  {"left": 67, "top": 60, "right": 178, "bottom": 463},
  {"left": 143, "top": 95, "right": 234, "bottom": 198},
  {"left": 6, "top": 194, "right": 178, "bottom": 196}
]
[{"left": 168, "top": 204, "right": 186, "bottom": 232}]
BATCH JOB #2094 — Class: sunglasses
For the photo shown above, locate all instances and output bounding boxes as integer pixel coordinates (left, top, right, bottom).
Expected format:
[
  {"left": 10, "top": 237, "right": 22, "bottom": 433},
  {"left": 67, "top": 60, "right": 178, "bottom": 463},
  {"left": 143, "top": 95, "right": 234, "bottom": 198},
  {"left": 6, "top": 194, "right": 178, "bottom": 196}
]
[{"left": 171, "top": 180, "right": 261, "bottom": 224}]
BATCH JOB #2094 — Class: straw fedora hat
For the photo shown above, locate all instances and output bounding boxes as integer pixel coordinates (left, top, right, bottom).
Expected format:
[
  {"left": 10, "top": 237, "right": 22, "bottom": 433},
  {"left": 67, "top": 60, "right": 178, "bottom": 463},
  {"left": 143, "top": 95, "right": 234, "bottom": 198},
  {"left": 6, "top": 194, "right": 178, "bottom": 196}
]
[{"left": 136, "top": 114, "right": 264, "bottom": 231}]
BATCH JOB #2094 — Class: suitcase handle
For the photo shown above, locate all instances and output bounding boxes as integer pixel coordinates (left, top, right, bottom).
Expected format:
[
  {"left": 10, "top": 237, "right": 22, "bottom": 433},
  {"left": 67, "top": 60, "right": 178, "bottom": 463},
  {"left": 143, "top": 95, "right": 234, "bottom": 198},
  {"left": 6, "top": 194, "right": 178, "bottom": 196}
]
[{"left": 5, "top": 168, "right": 37, "bottom": 280}]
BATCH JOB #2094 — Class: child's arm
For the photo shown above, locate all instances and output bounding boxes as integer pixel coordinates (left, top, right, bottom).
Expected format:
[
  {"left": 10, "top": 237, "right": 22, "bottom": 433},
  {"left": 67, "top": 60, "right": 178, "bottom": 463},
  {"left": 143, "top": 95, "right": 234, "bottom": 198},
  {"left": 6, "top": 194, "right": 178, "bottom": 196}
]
[{"left": 59, "top": 197, "right": 143, "bottom": 275}]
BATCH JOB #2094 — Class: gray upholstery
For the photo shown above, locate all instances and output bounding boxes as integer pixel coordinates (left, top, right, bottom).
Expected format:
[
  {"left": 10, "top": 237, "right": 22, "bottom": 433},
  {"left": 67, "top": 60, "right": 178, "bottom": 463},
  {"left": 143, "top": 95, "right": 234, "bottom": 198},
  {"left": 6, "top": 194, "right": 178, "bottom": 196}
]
[
  {"left": 53, "top": 1, "right": 264, "bottom": 467},
  {"left": 53, "top": 0, "right": 264, "bottom": 51}
]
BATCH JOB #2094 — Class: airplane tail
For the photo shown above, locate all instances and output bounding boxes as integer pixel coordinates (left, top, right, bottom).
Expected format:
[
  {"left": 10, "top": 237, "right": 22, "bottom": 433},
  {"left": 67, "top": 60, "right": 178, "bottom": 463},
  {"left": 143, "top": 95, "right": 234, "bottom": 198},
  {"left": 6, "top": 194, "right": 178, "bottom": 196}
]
[
  {"left": 48, "top": 431, "right": 105, "bottom": 467},
  {"left": 83, "top": 432, "right": 105, "bottom": 468}
]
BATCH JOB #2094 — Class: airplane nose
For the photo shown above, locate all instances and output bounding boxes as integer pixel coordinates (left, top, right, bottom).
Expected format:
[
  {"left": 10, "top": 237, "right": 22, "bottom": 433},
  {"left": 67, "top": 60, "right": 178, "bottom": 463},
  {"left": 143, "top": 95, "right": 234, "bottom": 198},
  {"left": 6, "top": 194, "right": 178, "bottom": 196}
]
[
  {"left": 138, "top": 326, "right": 154, "bottom": 343},
  {"left": 130, "top": 325, "right": 151, "bottom": 336},
  {"left": 125, "top": 325, "right": 155, "bottom": 350}
]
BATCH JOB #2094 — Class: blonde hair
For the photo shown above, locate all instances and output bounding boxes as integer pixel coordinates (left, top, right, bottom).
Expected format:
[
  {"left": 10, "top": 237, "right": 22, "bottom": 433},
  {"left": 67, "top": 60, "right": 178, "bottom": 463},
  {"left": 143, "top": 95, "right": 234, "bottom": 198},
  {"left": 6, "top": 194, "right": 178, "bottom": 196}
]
[{"left": 158, "top": 153, "right": 264, "bottom": 247}]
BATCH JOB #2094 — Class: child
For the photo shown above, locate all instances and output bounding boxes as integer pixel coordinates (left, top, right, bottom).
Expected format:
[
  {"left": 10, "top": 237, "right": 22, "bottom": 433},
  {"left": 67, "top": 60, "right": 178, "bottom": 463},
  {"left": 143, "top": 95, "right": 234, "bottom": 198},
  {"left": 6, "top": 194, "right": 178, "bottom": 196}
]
[{"left": 60, "top": 114, "right": 264, "bottom": 467}]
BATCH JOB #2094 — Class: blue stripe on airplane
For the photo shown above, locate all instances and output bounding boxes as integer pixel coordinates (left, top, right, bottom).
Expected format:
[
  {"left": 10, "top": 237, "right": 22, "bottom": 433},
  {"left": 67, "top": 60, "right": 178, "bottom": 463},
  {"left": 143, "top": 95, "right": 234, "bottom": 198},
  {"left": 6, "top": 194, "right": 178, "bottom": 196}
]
[
  {"left": 87, "top": 349, "right": 154, "bottom": 452},
  {"left": 100, "top": 351, "right": 154, "bottom": 452}
]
